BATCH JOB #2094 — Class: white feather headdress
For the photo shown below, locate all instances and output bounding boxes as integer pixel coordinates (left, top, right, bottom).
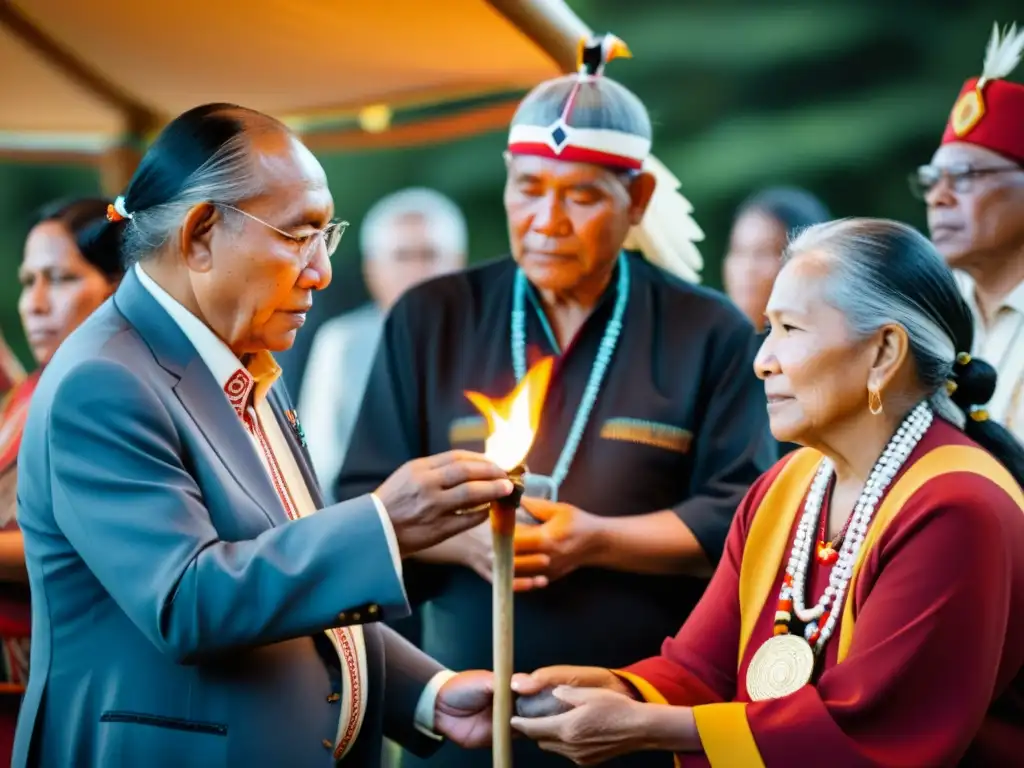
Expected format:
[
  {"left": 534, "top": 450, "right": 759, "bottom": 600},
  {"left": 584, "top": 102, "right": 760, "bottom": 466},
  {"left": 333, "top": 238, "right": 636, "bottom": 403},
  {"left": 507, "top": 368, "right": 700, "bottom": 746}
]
[
  {"left": 508, "top": 33, "right": 706, "bottom": 284},
  {"left": 622, "top": 156, "right": 705, "bottom": 284},
  {"left": 978, "top": 22, "right": 1024, "bottom": 89},
  {"left": 948, "top": 21, "right": 1024, "bottom": 139}
]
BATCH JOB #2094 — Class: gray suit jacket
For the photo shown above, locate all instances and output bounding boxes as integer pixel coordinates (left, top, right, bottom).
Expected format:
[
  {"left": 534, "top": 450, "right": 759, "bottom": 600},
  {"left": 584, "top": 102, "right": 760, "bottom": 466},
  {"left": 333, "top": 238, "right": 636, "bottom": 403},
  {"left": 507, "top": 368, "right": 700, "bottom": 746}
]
[{"left": 12, "top": 269, "right": 445, "bottom": 767}]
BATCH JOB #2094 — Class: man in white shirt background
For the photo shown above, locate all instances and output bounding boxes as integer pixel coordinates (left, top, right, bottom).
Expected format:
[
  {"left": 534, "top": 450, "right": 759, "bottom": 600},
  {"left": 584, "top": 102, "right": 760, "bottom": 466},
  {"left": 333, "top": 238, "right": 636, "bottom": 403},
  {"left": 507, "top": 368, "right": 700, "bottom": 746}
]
[{"left": 916, "top": 24, "right": 1024, "bottom": 441}]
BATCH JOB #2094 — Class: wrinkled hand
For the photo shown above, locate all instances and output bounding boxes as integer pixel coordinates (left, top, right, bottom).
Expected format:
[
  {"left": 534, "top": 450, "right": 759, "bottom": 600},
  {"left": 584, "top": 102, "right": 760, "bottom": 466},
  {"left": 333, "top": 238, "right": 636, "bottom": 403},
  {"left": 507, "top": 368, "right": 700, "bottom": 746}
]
[
  {"left": 375, "top": 451, "right": 513, "bottom": 556},
  {"left": 434, "top": 670, "right": 494, "bottom": 749},
  {"left": 511, "top": 686, "right": 652, "bottom": 765},
  {"left": 512, "top": 499, "right": 603, "bottom": 590},
  {"left": 512, "top": 666, "right": 632, "bottom": 718}
]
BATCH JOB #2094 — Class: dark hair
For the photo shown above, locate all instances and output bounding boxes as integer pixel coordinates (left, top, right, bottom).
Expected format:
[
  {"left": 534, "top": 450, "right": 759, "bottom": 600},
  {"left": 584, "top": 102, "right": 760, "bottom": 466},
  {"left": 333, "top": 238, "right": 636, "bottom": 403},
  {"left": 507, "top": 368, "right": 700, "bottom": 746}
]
[
  {"left": 737, "top": 186, "right": 831, "bottom": 239},
  {"left": 787, "top": 218, "right": 1024, "bottom": 487},
  {"left": 106, "top": 102, "right": 286, "bottom": 264},
  {"left": 28, "top": 197, "right": 124, "bottom": 281}
]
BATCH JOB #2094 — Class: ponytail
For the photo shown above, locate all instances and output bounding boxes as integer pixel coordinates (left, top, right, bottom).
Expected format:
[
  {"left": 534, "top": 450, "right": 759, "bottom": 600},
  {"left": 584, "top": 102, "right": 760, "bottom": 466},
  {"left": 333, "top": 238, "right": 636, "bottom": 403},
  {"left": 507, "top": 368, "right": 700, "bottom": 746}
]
[{"left": 949, "top": 354, "right": 1024, "bottom": 488}]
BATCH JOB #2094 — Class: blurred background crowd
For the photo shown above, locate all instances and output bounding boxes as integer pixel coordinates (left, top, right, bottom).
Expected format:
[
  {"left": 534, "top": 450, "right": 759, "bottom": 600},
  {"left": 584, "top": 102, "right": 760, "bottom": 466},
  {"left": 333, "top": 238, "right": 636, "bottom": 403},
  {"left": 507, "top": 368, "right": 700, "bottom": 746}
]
[{"left": 2, "top": 0, "right": 1023, "bottom": 764}]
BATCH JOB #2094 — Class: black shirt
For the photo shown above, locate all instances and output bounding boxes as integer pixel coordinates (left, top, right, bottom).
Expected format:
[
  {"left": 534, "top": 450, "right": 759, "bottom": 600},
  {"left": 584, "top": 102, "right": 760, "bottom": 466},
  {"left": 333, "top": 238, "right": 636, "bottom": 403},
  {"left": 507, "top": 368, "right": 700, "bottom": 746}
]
[{"left": 336, "top": 253, "right": 777, "bottom": 767}]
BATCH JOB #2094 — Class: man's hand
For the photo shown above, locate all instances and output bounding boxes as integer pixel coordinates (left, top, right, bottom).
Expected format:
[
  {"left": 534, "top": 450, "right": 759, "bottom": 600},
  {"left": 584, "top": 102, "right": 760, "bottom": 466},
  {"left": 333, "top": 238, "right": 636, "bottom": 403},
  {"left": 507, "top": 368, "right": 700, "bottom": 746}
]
[
  {"left": 433, "top": 670, "right": 494, "bottom": 749},
  {"left": 375, "top": 451, "right": 513, "bottom": 555},
  {"left": 512, "top": 499, "right": 605, "bottom": 589}
]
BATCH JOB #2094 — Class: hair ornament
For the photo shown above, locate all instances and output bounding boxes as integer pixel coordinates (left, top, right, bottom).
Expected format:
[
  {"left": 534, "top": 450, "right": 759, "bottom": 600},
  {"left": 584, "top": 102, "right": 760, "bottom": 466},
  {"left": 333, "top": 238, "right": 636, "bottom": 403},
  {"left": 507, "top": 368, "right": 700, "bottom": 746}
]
[
  {"left": 576, "top": 33, "right": 632, "bottom": 77},
  {"left": 106, "top": 195, "right": 133, "bottom": 223}
]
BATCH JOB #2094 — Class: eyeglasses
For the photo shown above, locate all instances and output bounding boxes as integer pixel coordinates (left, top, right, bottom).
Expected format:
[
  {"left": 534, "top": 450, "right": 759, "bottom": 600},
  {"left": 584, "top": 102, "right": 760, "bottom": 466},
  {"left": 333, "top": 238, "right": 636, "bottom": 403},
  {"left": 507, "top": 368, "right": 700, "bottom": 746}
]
[
  {"left": 215, "top": 203, "right": 349, "bottom": 258},
  {"left": 908, "top": 163, "right": 1022, "bottom": 200}
]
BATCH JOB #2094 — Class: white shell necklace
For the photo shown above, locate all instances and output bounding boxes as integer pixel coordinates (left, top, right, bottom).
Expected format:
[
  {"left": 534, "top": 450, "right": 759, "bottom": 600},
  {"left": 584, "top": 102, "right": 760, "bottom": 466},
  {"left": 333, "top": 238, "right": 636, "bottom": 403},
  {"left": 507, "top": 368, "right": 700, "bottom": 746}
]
[{"left": 782, "top": 400, "right": 934, "bottom": 653}]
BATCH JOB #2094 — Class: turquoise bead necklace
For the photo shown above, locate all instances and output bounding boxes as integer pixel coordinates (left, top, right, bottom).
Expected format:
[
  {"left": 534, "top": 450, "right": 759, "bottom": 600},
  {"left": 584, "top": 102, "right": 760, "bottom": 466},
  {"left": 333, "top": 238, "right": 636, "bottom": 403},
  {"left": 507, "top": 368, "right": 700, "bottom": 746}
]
[{"left": 511, "top": 252, "right": 630, "bottom": 491}]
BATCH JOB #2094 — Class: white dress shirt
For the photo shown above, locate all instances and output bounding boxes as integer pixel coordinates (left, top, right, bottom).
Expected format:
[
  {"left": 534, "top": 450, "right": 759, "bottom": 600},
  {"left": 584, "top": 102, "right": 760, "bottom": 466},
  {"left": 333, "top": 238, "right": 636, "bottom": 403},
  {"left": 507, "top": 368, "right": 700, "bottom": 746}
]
[
  {"left": 134, "top": 264, "right": 453, "bottom": 739},
  {"left": 298, "top": 304, "right": 383, "bottom": 493}
]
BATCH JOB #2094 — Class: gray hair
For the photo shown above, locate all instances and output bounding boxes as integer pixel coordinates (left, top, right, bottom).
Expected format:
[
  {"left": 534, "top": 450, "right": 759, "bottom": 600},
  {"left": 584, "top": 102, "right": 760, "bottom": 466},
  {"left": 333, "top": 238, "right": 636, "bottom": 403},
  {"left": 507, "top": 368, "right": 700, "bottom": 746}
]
[
  {"left": 359, "top": 187, "right": 467, "bottom": 259},
  {"left": 784, "top": 218, "right": 966, "bottom": 428},
  {"left": 113, "top": 104, "right": 289, "bottom": 265},
  {"left": 121, "top": 133, "right": 263, "bottom": 264}
]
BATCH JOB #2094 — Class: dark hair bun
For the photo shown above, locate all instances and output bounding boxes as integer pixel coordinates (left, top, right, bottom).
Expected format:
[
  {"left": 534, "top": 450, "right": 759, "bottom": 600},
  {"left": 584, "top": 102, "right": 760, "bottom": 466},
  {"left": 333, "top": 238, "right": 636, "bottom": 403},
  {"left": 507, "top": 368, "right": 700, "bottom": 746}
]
[{"left": 950, "top": 355, "right": 997, "bottom": 409}]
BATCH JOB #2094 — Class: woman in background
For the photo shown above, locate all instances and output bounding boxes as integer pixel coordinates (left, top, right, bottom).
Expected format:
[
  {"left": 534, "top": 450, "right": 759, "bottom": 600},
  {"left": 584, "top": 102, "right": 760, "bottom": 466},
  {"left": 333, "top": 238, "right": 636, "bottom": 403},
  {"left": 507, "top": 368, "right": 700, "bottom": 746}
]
[
  {"left": 724, "top": 186, "right": 830, "bottom": 331},
  {"left": 0, "top": 198, "right": 123, "bottom": 759}
]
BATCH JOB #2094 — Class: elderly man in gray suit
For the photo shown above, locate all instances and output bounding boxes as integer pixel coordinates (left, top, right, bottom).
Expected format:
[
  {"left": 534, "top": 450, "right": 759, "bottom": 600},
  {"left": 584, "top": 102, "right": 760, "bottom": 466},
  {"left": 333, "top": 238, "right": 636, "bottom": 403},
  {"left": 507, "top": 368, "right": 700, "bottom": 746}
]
[{"left": 13, "top": 103, "right": 511, "bottom": 768}]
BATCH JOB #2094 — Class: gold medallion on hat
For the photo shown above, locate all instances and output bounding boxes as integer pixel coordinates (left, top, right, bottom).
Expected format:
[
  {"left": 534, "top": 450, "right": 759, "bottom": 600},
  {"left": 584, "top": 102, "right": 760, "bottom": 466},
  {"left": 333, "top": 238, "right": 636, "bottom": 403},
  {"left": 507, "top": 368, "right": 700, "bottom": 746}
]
[
  {"left": 745, "top": 633, "right": 815, "bottom": 701},
  {"left": 951, "top": 87, "right": 986, "bottom": 137}
]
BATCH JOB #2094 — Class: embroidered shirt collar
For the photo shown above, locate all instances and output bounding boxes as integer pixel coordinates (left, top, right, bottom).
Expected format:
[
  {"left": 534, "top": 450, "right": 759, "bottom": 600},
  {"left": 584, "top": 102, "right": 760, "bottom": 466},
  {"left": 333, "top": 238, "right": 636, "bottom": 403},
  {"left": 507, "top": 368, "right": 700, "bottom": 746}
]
[{"left": 133, "top": 263, "right": 281, "bottom": 414}]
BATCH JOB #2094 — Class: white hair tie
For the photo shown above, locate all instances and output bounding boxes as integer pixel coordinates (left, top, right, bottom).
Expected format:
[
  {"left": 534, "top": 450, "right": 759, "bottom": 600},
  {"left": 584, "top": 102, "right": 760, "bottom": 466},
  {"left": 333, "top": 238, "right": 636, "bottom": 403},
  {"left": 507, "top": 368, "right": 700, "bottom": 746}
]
[{"left": 106, "top": 195, "right": 133, "bottom": 222}]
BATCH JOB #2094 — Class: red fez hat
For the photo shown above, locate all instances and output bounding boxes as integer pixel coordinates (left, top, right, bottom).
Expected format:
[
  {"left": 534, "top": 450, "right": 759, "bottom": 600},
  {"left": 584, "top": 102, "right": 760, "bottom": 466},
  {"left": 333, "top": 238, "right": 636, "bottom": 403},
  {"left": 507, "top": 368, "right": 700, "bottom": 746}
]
[{"left": 942, "top": 23, "right": 1024, "bottom": 164}]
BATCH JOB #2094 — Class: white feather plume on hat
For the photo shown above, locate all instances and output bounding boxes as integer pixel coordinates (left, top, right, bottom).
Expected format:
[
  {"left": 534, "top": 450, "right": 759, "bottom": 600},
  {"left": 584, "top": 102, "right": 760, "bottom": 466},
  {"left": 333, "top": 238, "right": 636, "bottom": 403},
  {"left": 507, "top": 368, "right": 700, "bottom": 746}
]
[
  {"left": 623, "top": 155, "right": 705, "bottom": 284},
  {"left": 978, "top": 22, "right": 1024, "bottom": 88}
]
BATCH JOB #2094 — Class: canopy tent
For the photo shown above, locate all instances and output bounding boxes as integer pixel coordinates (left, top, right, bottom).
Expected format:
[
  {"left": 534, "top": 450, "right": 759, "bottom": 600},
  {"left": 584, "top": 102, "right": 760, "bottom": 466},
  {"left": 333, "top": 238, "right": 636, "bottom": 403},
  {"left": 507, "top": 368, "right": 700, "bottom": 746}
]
[{"left": 0, "top": 0, "right": 588, "bottom": 191}]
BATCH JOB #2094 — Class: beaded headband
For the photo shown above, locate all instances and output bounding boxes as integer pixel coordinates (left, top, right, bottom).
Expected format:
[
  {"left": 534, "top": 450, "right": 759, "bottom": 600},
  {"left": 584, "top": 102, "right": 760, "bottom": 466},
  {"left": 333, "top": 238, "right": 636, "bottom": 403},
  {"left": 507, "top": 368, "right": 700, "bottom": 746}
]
[
  {"left": 506, "top": 34, "right": 651, "bottom": 172},
  {"left": 106, "top": 195, "right": 133, "bottom": 223}
]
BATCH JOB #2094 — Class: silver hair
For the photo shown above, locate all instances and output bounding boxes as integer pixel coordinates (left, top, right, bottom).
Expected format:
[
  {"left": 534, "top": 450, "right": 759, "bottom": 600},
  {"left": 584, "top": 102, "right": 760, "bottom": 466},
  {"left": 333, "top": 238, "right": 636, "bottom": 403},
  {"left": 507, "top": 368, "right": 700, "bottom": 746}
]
[
  {"left": 121, "top": 132, "right": 264, "bottom": 264},
  {"left": 784, "top": 218, "right": 966, "bottom": 428},
  {"left": 359, "top": 187, "right": 467, "bottom": 259},
  {"left": 510, "top": 74, "right": 651, "bottom": 139}
]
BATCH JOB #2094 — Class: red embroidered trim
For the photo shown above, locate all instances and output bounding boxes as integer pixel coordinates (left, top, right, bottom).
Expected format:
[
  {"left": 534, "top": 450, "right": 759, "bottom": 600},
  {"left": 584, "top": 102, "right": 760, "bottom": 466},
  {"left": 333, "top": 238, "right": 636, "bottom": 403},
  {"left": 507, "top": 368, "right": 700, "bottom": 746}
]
[
  {"left": 332, "top": 629, "right": 362, "bottom": 758},
  {"left": 507, "top": 141, "right": 643, "bottom": 171},
  {"left": 240, "top": 404, "right": 363, "bottom": 756},
  {"left": 224, "top": 369, "right": 253, "bottom": 419}
]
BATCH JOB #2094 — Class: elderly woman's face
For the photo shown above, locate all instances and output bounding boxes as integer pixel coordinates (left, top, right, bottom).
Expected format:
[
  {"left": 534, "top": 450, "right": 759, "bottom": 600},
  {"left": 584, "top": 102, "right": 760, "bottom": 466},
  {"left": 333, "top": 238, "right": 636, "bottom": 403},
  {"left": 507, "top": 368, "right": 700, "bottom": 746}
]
[
  {"left": 187, "top": 131, "right": 333, "bottom": 355},
  {"left": 19, "top": 222, "right": 116, "bottom": 366},
  {"left": 503, "top": 155, "right": 650, "bottom": 296},
  {"left": 754, "top": 251, "right": 877, "bottom": 444}
]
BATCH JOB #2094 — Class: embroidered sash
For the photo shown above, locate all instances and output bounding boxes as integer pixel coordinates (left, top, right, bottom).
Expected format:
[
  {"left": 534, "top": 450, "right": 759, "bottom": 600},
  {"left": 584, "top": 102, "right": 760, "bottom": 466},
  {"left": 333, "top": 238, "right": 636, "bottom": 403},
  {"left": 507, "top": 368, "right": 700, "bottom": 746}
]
[{"left": 226, "top": 364, "right": 367, "bottom": 762}]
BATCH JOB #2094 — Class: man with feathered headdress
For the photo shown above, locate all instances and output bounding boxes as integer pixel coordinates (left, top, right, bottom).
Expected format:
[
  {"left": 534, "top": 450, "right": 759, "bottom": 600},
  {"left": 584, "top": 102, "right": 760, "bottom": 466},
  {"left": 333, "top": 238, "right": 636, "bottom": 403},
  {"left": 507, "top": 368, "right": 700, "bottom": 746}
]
[
  {"left": 912, "top": 22, "right": 1024, "bottom": 441},
  {"left": 336, "top": 33, "right": 776, "bottom": 768}
]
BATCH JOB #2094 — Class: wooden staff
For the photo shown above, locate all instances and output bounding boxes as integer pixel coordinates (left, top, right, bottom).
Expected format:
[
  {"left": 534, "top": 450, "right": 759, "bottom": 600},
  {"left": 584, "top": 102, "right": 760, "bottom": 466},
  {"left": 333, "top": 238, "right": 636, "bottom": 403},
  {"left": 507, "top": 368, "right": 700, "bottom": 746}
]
[{"left": 491, "top": 463, "right": 525, "bottom": 768}]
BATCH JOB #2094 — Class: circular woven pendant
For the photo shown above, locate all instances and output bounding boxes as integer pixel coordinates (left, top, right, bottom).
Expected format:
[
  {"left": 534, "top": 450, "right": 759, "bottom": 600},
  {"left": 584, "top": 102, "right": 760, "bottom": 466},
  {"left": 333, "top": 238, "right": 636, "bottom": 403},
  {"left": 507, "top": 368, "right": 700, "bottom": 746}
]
[{"left": 745, "top": 634, "right": 815, "bottom": 701}]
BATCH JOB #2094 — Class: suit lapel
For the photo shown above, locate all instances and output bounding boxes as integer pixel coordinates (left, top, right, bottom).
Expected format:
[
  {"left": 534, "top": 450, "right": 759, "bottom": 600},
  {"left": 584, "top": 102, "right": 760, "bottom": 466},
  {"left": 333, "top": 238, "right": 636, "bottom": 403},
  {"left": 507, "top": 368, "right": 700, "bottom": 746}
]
[
  {"left": 113, "top": 269, "right": 283, "bottom": 526},
  {"left": 174, "top": 359, "right": 283, "bottom": 525}
]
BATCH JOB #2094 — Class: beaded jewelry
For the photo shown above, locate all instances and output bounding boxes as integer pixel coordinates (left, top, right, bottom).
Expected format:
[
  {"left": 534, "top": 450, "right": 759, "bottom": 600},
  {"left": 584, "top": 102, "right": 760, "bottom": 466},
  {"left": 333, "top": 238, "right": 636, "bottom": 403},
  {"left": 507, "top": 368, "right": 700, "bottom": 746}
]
[
  {"left": 747, "top": 401, "right": 934, "bottom": 701},
  {"left": 511, "top": 252, "right": 629, "bottom": 493},
  {"left": 780, "top": 401, "right": 934, "bottom": 652}
]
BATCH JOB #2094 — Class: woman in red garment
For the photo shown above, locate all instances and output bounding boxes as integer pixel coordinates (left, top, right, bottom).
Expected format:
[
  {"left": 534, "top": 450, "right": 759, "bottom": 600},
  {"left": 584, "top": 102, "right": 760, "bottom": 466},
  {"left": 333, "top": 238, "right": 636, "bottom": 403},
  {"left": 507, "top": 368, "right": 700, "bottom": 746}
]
[
  {"left": 0, "top": 198, "right": 122, "bottom": 761},
  {"left": 510, "top": 218, "right": 1024, "bottom": 767}
]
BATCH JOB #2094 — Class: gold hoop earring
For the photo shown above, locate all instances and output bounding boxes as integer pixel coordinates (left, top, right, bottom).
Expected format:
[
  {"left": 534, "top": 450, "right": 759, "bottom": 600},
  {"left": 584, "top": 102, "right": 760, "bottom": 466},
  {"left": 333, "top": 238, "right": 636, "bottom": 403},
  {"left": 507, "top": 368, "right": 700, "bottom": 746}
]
[{"left": 868, "top": 388, "right": 884, "bottom": 416}]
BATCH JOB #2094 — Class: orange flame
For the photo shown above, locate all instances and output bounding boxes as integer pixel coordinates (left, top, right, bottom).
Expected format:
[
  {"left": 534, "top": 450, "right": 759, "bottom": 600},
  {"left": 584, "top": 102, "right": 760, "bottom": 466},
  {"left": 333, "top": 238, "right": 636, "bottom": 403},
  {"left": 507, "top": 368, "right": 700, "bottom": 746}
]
[{"left": 464, "top": 357, "right": 554, "bottom": 471}]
